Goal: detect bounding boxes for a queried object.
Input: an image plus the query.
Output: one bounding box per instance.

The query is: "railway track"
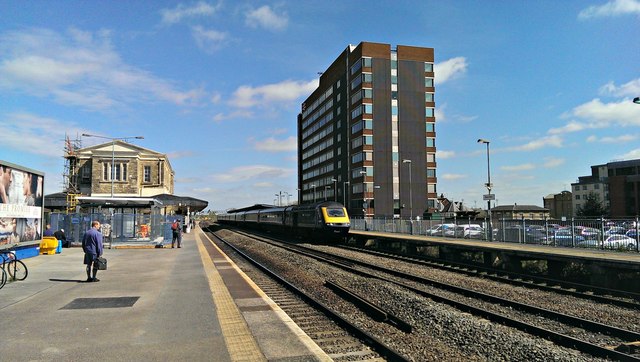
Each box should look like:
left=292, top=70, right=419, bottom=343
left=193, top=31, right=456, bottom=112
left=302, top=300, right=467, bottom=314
left=208, top=230, right=404, bottom=361
left=338, top=244, right=640, bottom=309
left=215, top=226, right=640, bottom=361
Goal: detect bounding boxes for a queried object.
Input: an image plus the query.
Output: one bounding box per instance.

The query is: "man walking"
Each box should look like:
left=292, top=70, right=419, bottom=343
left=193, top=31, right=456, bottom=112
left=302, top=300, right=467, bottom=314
left=82, top=220, right=103, bottom=282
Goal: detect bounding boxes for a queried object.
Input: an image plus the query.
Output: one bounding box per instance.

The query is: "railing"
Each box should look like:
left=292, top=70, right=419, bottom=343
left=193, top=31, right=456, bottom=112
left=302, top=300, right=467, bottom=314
left=350, top=217, right=640, bottom=253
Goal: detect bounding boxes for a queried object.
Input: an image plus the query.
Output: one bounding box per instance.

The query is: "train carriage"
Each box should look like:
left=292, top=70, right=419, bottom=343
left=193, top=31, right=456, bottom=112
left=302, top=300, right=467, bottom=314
left=216, top=201, right=350, bottom=241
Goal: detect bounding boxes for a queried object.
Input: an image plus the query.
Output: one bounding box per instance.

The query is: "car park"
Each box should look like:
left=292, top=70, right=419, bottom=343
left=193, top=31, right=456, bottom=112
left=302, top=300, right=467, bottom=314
left=549, top=229, right=585, bottom=246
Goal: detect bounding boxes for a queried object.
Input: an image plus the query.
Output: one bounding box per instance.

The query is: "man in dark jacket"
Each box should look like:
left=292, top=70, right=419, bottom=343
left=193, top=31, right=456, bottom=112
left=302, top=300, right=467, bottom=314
left=82, top=220, right=103, bottom=282
left=54, top=228, right=67, bottom=247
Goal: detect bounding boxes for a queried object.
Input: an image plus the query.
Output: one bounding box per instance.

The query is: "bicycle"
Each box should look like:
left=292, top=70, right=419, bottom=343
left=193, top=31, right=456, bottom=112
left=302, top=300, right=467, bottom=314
left=0, top=250, right=28, bottom=283
left=0, top=258, right=6, bottom=289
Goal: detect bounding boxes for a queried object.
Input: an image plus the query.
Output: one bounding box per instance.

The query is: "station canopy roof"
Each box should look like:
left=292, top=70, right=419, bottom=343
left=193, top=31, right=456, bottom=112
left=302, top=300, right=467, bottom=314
left=45, top=193, right=208, bottom=213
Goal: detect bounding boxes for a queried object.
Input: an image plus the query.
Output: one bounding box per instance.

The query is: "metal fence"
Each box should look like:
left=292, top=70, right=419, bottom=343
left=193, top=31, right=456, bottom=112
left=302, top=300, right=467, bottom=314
left=350, top=217, right=640, bottom=253
left=49, top=212, right=183, bottom=248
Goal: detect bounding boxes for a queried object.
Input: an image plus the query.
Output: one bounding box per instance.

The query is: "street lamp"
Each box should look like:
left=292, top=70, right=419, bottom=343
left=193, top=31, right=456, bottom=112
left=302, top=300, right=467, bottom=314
left=296, top=188, right=301, bottom=205
left=343, top=181, right=350, bottom=207
left=82, top=133, right=144, bottom=198
left=332, top=178, right=337, bottom=202
left=311, top=184, right=316, bottom=203
left=633, top=97, right=640, bottom=104
left=402, top=159, right=413, bottom=220
left=477, top=138, right=493, bottom=241
left=324, top=186, right=330, bottom=201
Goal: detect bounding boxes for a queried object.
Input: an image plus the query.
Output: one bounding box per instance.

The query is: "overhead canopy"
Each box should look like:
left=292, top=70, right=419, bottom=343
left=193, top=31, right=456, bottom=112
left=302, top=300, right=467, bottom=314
left=76, top=196, right=161, bottom=208
left=150, top=194, right=209, bottom=214
left=44, top=193, right=208, bottom=214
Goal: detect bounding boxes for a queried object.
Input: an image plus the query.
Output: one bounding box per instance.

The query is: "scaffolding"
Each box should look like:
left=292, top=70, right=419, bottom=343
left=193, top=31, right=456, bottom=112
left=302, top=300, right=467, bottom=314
left=63, top=134, right=82, bottom=213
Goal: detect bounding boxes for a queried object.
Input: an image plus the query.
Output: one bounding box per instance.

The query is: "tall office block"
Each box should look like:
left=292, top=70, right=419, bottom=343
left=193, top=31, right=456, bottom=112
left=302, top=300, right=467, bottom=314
left=298, top=42, right=437, bottom=219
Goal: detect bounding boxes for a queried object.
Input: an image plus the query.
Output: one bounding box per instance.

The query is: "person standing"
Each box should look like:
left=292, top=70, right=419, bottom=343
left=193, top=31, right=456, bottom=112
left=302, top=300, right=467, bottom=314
left=82, top=220, right=103, bottom=282
left=54, top=228, right=67, bottom=248
left=171, top=219, right=181, bottom=248
left=44, top=224, right=54, bottom=237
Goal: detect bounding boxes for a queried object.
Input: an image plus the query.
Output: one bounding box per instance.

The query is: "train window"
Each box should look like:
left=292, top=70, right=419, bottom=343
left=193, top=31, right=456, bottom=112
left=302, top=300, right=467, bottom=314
left=326, top=208, right=345, bottom=217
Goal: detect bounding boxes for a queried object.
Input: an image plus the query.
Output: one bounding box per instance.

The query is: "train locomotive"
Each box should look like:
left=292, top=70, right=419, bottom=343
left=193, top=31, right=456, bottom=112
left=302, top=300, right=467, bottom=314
left=217, top=201, right=350, bottom=241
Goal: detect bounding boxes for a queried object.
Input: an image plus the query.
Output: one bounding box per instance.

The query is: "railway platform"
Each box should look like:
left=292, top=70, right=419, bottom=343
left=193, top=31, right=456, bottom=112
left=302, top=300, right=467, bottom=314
left=0, top=226, right=330, bottom=361
left=349, top=229, right=640, bottom=292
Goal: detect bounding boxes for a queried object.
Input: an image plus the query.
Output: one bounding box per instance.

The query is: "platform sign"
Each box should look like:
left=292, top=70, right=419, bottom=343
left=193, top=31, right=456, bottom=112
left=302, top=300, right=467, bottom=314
left=483, top=194, right=495, bottom=201
left=0, top=160, right=44, bottom=248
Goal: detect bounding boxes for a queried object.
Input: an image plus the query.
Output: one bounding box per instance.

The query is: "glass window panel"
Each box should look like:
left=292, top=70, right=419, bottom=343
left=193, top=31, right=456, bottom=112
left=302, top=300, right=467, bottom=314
left=425, top=78, right=434, bottom=87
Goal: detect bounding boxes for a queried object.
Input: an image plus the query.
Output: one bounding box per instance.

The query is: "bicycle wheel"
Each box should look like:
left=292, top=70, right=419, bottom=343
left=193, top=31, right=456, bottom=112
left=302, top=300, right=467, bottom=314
left=0, top=267, right=7, bottom=289
left=8, top=260, right=27, bottom=281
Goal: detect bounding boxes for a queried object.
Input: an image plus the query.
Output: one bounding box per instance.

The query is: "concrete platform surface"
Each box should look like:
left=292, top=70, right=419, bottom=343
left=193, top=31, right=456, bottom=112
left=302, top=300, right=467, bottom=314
left=0, top=226, right=329, bottom=362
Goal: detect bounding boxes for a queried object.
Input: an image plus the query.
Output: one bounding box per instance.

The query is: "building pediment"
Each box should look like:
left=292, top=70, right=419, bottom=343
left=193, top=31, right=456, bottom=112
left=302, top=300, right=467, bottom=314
left=78, top=140, right=165, bottom=158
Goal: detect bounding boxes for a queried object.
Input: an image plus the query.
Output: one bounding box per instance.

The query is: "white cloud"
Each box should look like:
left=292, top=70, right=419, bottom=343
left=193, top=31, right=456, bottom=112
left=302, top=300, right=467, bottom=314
left=599, top=78, right=640, bottom=97
left=245, top=5, right=288, bottom=31
left=578, top=0, right=640, bottom=19
left=0, top=28, right=204, bottom=110
left=434, top=57, right=467, bottom=84
left=510, top=135, right=563, bottom=151
left=192, top=26, right=227, bottom=52
left=160, top=1, right=219, bottom=24
left=229, top=79, right=318, bottom=108
left=436, top=150, right=456, bottom=159
left=548, top=120, right=589, bottom=134
left=543, top=157, right=565, bottom=168
left=253, top=136, right=297, bottom=152
left=0, top=112, right=82, bottom=157
left=213, top=165, right=294, bottom=183
left=586, top=134, right=638, bottom=143
left=617, top=148, right=640, bottom=160
left=441, top=173, right=467, bottom=180
left=212, top=109, right=254, bottom=122
left=571, top=98, right=640, bottom=127
left=501, top=163, right=536, bottom=171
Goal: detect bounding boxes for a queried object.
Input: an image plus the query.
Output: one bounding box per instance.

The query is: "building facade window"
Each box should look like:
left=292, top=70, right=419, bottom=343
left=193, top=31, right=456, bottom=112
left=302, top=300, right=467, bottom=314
left=102, top=161, right=128, bottom=182
left=144, top=165, right=151, bottom=183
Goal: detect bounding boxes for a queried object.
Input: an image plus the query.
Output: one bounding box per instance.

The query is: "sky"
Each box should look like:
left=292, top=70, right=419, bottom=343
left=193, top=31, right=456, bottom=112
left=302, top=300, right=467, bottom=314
left=1, top=0, right=639, bottom=213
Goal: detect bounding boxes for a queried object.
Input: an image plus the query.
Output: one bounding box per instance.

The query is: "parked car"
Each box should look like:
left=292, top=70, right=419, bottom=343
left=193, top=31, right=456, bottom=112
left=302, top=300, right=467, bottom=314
left=602, top=235, right=637, bottom=250
left=494, top=226, right=547, bottom=244
left=604, top=226, right=626, bottom=236
left=549, top=229, right=585, bottom=246
left=445, top=224, right=484, bottom=239
left=573, top=226, right=601, bottom=240
left=427, top=223, right=455, bottom=237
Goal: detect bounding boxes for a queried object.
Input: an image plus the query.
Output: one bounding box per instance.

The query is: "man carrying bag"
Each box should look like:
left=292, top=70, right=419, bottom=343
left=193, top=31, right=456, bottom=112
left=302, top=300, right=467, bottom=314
left=82, top=220, right=104, bottom=282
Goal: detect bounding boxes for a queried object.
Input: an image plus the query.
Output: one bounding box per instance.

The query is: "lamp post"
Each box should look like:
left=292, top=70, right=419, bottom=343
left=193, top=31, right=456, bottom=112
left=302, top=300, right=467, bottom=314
left=402, top=159, right=413, bottom=220
left=311, top=184, right=316, bottom=203
left=359, top=170, right=367, bottom=216
left=82, top=133, right=144, bottom=198
left=343, top=181, right=350, bottom=207
left=633, top=97, right=640, bottom=104
left=324, top=186, right=330, bottom=201
left=296, top=188, right=301, bottom=205
left=332, top=178, right=337, bottom=202
left=477, top=139, right=493, bottom=241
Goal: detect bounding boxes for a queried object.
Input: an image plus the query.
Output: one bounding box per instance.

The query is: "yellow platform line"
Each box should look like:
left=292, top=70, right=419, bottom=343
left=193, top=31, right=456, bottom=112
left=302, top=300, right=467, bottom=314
left=196, top=230, right=266, bottom=362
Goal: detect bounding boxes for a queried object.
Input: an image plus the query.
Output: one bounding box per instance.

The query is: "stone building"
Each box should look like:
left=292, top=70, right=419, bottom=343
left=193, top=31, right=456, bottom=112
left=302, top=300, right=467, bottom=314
left=75, top=140, right=174, bottom=198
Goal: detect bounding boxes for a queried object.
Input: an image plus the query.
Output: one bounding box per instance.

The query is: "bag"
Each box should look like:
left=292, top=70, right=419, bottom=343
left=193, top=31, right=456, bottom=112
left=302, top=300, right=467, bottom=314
left=171, top=222, right=178, bottom=230
left=95, top=256, right=107, bottom=270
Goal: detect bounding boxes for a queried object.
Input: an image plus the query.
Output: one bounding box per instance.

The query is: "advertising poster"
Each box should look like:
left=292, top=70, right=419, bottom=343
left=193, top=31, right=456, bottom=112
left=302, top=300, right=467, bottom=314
left=0, top=161, right=44, bottom=248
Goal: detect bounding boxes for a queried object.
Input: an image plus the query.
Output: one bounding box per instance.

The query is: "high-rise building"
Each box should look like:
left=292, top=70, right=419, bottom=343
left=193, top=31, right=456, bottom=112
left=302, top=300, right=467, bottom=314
left=297, top=42, right=437, bottom=219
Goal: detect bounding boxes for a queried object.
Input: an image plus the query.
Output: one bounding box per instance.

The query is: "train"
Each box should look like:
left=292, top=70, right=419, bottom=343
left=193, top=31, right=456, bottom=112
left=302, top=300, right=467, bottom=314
left=216, top=201, right=350, bottom=241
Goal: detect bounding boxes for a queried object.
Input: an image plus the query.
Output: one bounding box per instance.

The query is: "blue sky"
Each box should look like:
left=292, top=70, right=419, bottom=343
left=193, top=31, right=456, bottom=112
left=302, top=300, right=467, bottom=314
left=1, top=0, right=639, bottom=212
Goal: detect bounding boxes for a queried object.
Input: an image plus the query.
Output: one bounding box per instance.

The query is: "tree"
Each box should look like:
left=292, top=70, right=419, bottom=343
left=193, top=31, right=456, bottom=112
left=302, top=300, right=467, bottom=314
left=575, top=192, right=608, bottom=217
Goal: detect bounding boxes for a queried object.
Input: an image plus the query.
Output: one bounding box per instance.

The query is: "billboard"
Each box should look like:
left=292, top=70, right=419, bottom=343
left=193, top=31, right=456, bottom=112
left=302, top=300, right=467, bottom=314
left=0, top=160, right=44, bottom=248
